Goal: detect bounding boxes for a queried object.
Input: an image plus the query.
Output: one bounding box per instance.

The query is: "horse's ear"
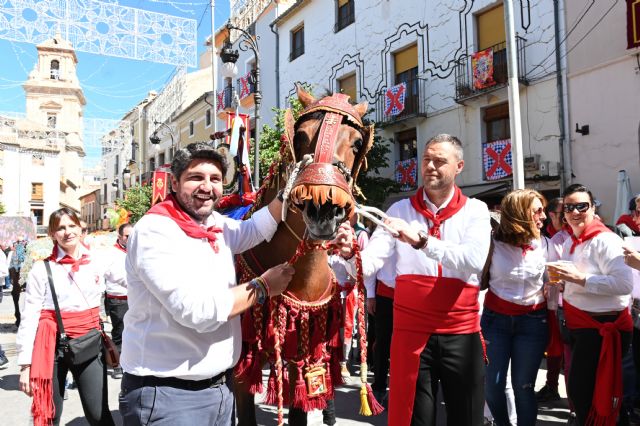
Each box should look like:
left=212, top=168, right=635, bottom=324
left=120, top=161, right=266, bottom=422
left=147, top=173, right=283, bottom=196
left=354, top=101, right=368, bottom=118
left=296, top=84, right=316, bottom=108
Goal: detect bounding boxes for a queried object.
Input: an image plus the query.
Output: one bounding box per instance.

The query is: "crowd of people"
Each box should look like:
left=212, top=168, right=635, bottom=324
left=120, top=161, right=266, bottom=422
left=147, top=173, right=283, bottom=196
left=2, top=138, right=640, bottom=426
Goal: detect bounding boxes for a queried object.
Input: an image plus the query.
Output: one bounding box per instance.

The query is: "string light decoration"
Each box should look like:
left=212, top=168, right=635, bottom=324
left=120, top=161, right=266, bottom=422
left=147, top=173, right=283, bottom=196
left=145, top=67, right=186, bottom=133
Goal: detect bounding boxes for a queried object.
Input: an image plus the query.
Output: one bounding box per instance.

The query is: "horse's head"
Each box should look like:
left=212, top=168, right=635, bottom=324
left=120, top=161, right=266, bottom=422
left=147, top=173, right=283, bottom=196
left=286, top=85, right=373, bottom=240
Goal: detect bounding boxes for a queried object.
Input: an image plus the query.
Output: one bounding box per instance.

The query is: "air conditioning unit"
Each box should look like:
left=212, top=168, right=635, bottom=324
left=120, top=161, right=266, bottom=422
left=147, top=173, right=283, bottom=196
left=524, top=155, right=540, bottom=171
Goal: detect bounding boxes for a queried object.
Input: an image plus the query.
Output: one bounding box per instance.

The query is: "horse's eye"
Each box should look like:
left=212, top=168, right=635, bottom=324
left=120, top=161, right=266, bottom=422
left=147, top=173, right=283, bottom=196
left=352, top=139, right=363, bottom=153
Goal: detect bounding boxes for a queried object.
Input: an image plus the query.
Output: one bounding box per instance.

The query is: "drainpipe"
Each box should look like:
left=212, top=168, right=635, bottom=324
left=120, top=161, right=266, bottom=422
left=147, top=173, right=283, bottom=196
left=269, top=14, right=280, bottom=109
left=554, top=0, right=571, bottom=191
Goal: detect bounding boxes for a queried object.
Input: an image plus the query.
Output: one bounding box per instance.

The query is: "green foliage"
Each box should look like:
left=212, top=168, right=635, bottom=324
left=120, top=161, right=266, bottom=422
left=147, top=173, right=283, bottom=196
left=116, top=184, right=153, bottom=225
left=357, top=127, right=400, bottom=208
left=0, top=201, right=5, bottom=215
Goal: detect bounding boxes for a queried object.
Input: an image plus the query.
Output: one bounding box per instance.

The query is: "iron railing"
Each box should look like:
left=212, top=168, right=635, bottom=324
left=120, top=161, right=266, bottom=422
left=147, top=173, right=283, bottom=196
left=454, top=36, right=528, bottom=102
left=376, top=76, right=428, bottom=125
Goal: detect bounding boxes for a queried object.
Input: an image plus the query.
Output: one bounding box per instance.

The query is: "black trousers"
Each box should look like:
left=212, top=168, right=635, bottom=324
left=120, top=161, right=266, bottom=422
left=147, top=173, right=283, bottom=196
left=51, top=347, right=114, bottom=426
left=568, top=318, right=631, bottom=425
left=372, top=294, right=393, bottom=393
left=412, top=333, right=485, bottom=426
left=104, top=297, right=129, bottom=352
left=9, top=268, right=20, bottom=326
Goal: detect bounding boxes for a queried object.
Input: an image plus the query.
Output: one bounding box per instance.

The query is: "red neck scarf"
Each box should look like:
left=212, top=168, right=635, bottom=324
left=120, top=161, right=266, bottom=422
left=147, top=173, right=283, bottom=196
left=616, top=214, right=640, bottom=234
left=114, top=242, right=126, bottom=253
left=147, top=194, right=223, bottom=253
left=545, top=223, right=558, bottom=238
left=563, top=301, right=632, bottom=426
left=30, top=308, right=100, bottom=426
left=569, top=219, right=612, bottom=254
left=520, top=243, right=534, bottom=256
left=409, top=186, right=467, bottom=239
left=47, top=244, right=90, bottom=272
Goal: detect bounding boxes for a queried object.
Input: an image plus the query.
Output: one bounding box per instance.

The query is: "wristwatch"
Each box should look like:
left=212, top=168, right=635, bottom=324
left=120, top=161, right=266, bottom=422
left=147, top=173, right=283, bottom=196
left=412, top=230, right=429, bottom=250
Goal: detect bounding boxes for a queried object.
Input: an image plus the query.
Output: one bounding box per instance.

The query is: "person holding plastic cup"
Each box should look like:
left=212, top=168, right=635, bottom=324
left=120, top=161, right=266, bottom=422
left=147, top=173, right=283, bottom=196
left=480, top=189, right=550, bottom=426
left=547, top=183, right=633, bottom=426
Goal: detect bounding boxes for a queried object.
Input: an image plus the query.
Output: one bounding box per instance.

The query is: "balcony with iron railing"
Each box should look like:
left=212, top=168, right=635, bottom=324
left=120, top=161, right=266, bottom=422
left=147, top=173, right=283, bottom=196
left=454, top=37, right=528, bottom=103
left=376, top=76, right=428, bottom=125
left=216, top=85, right=236, bottom=118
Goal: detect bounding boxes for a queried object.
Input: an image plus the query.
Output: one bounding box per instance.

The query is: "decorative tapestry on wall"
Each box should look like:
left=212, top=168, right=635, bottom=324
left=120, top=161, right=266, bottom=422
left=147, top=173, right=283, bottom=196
left=384, top=82, right=406, bottom=116
left=395, top=157, right=418, bottom=191
left=483, top=139, right=513, bottom=181
left=472, top=48, right=496, bottom=90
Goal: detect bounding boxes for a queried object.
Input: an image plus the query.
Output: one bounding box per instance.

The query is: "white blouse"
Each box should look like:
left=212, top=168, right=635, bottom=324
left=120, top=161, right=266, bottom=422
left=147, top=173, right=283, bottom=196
left=16, top=244, right=106, bottom=365
left=560, top=231, right=633, bottom=312
left=488, top=237, right=548, bottom=306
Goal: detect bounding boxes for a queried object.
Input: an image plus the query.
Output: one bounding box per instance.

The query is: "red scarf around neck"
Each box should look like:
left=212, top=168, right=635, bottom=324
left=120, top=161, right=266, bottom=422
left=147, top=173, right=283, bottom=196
left=114, top=242, right=126, bottom=253
left=146, top=194, right=223, bottom=253
left=616, top=214, right=640, bottom=234
left=545, top=223, right=558, bottom=238
left=409, top=186, right=467, bottom=239
left=569, top=219, right=612, bottom=254
left=47, top=244, right=90, bottom=272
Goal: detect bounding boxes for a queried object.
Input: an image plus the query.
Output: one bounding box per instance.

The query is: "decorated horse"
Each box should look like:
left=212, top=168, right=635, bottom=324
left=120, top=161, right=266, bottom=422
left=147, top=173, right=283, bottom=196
left=231, top=85, right=383, bottom=425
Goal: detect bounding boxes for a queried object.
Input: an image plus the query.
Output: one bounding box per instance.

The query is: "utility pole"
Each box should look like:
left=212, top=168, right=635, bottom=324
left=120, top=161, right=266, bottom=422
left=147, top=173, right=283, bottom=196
left=210, top=0, right=217, bottom=133
left=504, top=0, right=525, bottom=190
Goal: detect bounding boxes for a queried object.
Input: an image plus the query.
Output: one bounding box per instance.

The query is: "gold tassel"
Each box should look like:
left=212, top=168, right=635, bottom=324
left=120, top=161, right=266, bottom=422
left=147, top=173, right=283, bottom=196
left=359, top=383, right=372, bottom=416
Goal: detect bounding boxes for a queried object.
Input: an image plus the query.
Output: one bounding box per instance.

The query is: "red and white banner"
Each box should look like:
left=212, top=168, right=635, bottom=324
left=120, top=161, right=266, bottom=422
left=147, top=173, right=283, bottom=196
left=239, top=72, right=252, bottom=99
left=483, top=139, right=513, bottom=181
left=151, top=171, right=169, bottom=206
left=216, top=90, right=225, bottom=112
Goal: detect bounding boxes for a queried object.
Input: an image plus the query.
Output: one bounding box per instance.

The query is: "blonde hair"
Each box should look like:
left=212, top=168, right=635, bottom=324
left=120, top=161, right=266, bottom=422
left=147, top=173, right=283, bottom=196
left=495, top=189, right=547, bottom=246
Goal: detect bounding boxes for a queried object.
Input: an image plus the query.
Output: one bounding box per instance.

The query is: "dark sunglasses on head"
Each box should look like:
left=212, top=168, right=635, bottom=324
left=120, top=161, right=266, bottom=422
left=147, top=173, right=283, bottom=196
left=563, top=202, right=590, bottom=213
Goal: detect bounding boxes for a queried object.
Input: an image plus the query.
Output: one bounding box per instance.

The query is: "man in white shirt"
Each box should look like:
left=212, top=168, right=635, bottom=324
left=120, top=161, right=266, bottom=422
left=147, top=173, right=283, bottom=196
left=340, top=134, right=491, bottom=425
left=119, top=142, right=294, bottom=426
left=104, top=222, right=132, bottom=379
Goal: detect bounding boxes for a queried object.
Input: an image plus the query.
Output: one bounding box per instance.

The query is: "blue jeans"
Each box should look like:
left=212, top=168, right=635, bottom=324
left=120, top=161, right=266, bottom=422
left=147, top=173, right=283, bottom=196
left=481, top=307, right=549, bottom=426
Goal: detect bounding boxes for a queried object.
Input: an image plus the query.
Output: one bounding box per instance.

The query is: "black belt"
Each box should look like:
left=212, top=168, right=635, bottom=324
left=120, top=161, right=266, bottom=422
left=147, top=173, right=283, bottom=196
left=123, top=371, right=226, bottom=391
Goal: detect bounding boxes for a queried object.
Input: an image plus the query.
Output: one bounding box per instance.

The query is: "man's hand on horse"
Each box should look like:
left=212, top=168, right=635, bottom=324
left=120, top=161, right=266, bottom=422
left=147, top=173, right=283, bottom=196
left=384, top=217, right=422, bottom=246
left=262, top=262, right=296, bottom=296
left=332, top=222, right=355, bottom=258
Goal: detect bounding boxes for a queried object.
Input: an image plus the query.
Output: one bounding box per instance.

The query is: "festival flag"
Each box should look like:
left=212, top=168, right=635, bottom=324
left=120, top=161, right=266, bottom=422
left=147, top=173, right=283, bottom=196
left=483, top=139, right=513, bottom=181
left=384, top=82, right=407, bottom=116
left=239, top=72, right=251, bottom=99
left=628, top=0, right=640, bottom=49
left=395, top=157, right=418, bottom=191
left=472, top=48, right=496, bottom=90
left=216, top=90, right=225, bottom=112
left=151, top=171, right=169, bottom=205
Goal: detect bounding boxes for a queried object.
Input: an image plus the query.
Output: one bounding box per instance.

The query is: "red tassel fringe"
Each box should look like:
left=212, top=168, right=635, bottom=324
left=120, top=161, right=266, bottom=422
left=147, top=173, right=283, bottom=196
left=263, top=365, right=278, bottom=405
left=365, top=383, right=385, bottom=415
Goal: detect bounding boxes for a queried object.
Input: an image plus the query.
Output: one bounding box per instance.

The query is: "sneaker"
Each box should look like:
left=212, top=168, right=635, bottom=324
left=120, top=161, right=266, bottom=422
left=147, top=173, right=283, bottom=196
left=112, top=367, right=123, bottom=379
left=566, top=412, right=577, bottom=425
left=340, top=362, right=350, bottom=379
left=0, top=354, right=9, bottom=369
left=536, top=384, right=561, bottom=403
left=483, top=418, right=495, bottom=426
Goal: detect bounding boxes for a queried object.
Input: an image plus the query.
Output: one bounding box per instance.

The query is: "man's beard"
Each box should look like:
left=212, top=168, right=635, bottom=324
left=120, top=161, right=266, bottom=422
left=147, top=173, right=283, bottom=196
left=176, top=191, right=218, bottom=222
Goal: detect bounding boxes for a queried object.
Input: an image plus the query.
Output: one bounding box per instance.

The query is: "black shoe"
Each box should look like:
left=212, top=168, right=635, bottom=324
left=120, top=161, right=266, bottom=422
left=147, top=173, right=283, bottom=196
left=536, top=384, right=561, bottom=403
left=567, top=412, right=577, bottom=425
left=0, top=354, right=8, bottom=369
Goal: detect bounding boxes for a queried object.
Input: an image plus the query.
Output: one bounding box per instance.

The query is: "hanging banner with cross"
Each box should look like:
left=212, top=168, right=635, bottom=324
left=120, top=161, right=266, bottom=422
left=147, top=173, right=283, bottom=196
left=395, top=158, right=418, bottom=191
left=384, top=82, right=406, bottom=116
left=239, top=72, right=252, bottom=99
left=151, top=171, right=169, bottom=206
left=216, top=90, right=225, bottom=112
left=483, top=139, right=513, bottom=181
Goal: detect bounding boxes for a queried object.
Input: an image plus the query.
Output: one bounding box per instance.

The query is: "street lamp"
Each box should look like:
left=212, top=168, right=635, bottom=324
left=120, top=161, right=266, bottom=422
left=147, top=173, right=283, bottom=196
left=150, top=120, right=177, bottom=160
left=221, top=20, right=262, bottom=187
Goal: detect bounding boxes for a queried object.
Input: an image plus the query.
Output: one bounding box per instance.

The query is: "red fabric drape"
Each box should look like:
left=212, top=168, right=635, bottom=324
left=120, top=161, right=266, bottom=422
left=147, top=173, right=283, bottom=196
left=484, top=289, right=546, bottom=316
left=409, top=186, right=467, bottom=239
left=47, top=245, right=90, bottom=273
left=569, top=219, right=612, bottom=254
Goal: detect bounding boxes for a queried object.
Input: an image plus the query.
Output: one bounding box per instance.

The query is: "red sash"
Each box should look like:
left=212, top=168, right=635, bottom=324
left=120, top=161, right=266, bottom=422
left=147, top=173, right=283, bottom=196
left=564, top=301, right=632, bottom=426
left=30, top=308, right=101, bottom=426
left=409, top=186, right=467, bottom=239
left=375, top=279, right=395, bottom=299
left=569, top=219, right=612, bottom=254
left=388, top=274, right=480, bottom=426
left=545, top=310, right=564, bottom=357
left=147, top=194, right=223, bottom=252
left=484, top=289, right=546, bottom=316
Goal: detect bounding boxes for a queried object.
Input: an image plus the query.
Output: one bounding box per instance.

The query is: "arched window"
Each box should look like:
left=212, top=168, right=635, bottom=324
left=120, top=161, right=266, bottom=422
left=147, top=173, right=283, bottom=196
left=50, top=60, right=60, bottom=80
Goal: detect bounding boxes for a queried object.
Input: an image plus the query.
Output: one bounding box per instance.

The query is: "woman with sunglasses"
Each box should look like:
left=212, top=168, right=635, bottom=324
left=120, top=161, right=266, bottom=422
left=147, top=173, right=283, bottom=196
left=547, top=184, right=633, bottom=425
left=481, top=189, right=549, bottom=426
left=16, top=208, right=114, bottom=426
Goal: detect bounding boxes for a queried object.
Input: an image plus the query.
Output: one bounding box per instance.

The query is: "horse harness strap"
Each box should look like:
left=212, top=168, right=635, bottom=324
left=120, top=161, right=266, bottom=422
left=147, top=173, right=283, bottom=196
left=313, top=112, right=342, bottom=164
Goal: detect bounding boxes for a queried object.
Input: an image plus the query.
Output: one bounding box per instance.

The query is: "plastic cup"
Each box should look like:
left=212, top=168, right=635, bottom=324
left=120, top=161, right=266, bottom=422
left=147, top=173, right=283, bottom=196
left=545, top=261, right=573, bottom=310
left=546, top=285, right=559, bottom=310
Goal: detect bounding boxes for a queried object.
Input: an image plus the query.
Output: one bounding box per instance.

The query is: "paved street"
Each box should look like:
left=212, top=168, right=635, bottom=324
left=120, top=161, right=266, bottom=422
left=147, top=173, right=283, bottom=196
left=0, top=288, right=570, bottom=425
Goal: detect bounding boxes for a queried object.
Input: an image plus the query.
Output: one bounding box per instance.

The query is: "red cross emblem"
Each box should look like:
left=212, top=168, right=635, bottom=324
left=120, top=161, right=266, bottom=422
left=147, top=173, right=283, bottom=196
left=486, top=143, right=512, bottom=178
left=384, top=83, right=406, bottom=116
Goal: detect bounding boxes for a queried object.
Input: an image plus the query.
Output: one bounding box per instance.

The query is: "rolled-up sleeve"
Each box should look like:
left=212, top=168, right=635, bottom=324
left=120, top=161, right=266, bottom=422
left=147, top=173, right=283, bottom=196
left=583, top=235, right=633, bottom=296
left=223, top=207, right=279, bottom=255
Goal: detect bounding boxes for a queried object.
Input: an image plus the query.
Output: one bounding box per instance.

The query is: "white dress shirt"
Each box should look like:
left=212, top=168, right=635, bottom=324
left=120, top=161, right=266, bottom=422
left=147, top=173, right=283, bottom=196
left=364, top=243, right=396, bottom=299
left=120, top=206, right=278, bottom=381
left=488, top=237, right=548, bottom=306
left=0, top=250, right=7, bottom=279
left=560, top=232, right=633, bottom=312
left=354, top=192, right=491, bottom=285
left=16, top=245, right=106, bottom=365
left=104, top=244, right=127, bottom=297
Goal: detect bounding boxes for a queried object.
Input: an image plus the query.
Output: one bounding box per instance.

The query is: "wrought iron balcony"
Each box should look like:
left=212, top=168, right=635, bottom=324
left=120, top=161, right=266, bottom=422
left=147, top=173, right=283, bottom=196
left=221, top=85, right=235, bottom=109
left=454, top=37, right=528, bottom=103
left=375, top=76, right=428, bottom=125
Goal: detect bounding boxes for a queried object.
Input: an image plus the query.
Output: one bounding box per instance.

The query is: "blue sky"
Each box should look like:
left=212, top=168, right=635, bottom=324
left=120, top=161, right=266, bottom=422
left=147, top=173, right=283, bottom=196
left=0, top=0, right=230, bottom=167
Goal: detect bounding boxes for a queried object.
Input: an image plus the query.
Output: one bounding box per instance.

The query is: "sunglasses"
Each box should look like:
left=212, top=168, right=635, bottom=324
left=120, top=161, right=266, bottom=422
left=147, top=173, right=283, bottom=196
left=563, top=202, right=591, bottom=213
